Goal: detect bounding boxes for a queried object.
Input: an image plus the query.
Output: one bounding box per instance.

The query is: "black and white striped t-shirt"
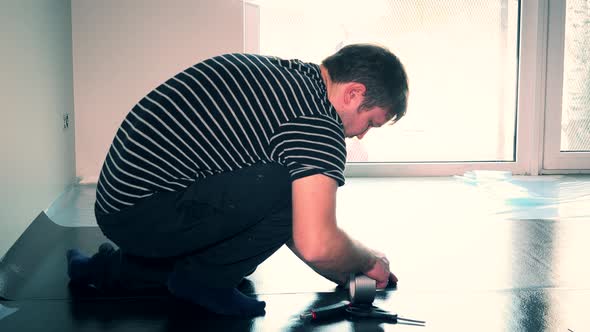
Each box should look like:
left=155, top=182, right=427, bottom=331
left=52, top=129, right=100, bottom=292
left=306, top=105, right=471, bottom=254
left=95, top=53, right=347, bottom=215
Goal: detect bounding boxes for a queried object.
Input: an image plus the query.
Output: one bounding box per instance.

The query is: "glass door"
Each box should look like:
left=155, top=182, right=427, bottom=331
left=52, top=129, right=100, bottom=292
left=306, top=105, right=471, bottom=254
left=244, top=0, right=563, bottom=176
left=544, top=0, right=590, bottom=171
left=246, top=0, right=528, bottom=176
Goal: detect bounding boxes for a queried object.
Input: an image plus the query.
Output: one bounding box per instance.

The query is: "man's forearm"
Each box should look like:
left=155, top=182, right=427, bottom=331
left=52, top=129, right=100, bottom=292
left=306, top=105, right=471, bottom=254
left=287, top=239, right=349, bottom=285
left=304, top=227, right=377, bottom=276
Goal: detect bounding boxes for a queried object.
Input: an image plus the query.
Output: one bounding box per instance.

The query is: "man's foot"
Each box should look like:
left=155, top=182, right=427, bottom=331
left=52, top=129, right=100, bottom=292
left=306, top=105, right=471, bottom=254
left=66, top=249, right=91, bottom=283
left=66, top=242, right=115, bottom=285
left=167, top=271, right=266, bottom=317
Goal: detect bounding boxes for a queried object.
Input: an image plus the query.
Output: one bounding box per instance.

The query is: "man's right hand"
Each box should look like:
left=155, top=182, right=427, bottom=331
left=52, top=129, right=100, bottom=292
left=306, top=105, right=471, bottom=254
left=364, top=252, right=398, bottom=289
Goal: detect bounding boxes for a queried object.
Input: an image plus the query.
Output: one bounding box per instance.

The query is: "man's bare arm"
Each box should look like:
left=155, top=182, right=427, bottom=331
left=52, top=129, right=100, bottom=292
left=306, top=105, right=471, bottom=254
left=285, top=238, right=348, bottom=286
left=291, top=174, right=377, bottom=276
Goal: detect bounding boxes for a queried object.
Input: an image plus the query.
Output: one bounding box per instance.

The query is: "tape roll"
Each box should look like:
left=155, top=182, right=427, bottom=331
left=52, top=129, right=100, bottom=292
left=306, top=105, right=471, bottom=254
left=348, top=274, right=376, bottom=304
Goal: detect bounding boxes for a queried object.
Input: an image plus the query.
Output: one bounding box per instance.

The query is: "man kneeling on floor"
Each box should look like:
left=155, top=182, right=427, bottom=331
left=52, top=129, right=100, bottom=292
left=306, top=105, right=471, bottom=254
left=66, top=43, right=408, bottom=317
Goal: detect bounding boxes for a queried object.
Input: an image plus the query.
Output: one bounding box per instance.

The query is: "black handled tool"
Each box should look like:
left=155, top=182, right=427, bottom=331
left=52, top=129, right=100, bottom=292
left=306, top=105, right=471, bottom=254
left=300, top=301, right=349, bottom=321
left=300, top=274, right=426, bottom=326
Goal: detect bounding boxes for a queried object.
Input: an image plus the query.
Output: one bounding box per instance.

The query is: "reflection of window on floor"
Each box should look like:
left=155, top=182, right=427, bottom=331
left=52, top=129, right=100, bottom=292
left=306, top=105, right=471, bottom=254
left=249, top=0, right=520, bottom=163
left=561, top=0, right=590, bottom=152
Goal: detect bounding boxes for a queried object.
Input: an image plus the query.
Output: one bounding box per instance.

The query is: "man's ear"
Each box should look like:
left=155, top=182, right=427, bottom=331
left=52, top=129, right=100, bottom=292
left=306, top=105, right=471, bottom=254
left=343, top=82, right=366, bottom=106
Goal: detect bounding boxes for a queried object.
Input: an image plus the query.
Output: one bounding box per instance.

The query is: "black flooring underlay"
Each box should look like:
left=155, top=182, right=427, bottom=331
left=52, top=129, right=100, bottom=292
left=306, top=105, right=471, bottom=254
left=2, top=177, right=590, bottom=331
left=0, top=212, right=110, bottom=300
left=0, top=212, right=172, bottom=301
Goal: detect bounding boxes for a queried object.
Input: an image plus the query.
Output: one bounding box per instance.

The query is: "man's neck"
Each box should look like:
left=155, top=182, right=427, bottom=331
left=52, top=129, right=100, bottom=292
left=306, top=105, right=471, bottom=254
left=320, top=66, right=331, bottom=97
left=320, top=65, right=347, bottom=124
left=321, top=65, right=339, bottom=106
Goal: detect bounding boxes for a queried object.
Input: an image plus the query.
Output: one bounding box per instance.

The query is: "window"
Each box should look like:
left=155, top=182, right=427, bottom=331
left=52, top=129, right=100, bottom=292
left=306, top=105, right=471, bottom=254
left=244, top=0, right=590, bottom=174
left=560, top=0, right=590, bottom=152
left=543, top=0, right=590, bottom=171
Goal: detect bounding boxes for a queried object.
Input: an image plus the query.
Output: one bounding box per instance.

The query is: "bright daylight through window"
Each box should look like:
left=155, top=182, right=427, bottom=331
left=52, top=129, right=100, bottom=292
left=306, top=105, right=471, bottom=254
left=249, top=0, right=520, bottom=163
left=561, top=0, right=590, bottom=152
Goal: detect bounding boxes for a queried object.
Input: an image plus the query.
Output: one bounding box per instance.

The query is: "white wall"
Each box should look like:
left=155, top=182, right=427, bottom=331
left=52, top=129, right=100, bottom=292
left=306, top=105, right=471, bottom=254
left=72, top=0, right=246, bottom=182
left=0, top=1, right=76, bottom=258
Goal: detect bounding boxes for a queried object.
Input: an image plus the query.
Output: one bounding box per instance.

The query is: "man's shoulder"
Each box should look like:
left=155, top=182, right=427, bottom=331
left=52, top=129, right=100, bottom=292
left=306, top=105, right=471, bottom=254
left=202, top=53, right=319, bottom=73
left=281, top=113, right=341, bottom=128
left=275, top=114, right=345, bottom=143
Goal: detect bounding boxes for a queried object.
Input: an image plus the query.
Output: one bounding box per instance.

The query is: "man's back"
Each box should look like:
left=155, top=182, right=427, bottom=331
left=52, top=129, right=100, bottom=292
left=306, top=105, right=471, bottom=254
left=96, top=53, right=346, bottom=215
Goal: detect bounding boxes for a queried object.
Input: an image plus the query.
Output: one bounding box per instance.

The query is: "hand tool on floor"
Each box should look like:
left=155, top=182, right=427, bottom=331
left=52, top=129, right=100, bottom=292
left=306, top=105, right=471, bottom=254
left=300, top=274, right=426, bottom=326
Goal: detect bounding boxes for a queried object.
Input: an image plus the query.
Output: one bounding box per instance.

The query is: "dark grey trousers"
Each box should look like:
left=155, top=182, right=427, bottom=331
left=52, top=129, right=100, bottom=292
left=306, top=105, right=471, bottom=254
left=94, top=163, right=293, bottom=290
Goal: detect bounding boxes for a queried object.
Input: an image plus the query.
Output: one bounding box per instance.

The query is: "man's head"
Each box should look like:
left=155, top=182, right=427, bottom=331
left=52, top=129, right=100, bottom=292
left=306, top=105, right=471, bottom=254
left=321, top=44, right=408, bottom=139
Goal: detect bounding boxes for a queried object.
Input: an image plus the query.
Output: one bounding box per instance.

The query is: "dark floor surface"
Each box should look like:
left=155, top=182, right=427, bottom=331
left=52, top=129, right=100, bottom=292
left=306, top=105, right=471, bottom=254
left=1, top=176, right=589, bottom=331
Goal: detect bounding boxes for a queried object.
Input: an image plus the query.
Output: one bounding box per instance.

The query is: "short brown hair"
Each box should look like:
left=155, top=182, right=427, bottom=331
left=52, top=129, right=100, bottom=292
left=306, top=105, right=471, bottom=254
left=322, top=44, right=409, bottom=123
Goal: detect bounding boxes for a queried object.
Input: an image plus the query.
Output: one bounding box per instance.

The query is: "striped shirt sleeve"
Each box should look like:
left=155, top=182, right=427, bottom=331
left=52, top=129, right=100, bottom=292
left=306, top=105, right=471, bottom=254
left=269, top=115, right=346, bottom=186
